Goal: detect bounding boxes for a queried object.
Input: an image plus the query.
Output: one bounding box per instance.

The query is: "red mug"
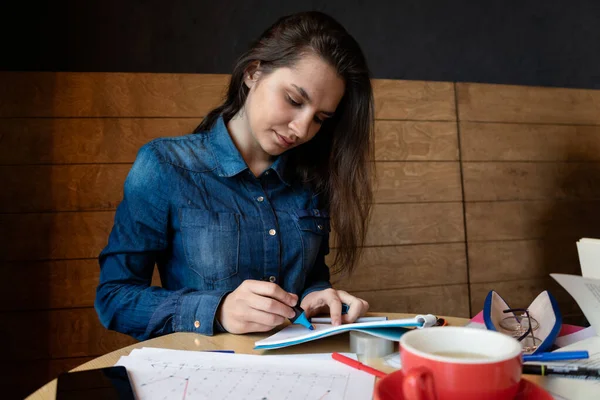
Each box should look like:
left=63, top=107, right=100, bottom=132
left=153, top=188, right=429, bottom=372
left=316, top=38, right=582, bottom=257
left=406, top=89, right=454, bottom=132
left=380, top=327, right=523, bottom=400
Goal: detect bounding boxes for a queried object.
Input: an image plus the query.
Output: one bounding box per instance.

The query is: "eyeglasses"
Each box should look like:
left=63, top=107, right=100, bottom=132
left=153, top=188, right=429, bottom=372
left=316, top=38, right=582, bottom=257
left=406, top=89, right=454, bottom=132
left=499, top=308, right=541, bottom=354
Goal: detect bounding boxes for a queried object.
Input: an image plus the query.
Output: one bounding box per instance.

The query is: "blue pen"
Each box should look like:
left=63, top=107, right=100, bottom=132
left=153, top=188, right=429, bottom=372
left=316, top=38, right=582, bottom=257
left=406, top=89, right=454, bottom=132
left=523, top=351, right=589, bottom=363
left=290, top=305, right=314, bottom=330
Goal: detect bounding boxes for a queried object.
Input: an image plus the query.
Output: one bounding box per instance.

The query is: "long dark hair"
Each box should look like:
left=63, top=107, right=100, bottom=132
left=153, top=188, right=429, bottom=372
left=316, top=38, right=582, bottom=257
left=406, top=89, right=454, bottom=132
left=195, top=11, right=374, bottom=275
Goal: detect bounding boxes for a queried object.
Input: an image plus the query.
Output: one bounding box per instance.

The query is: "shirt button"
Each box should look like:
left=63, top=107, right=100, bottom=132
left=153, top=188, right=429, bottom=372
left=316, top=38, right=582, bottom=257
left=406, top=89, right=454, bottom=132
left=194, top=320, right=200, bottom=329
left=269, top=229, right=276, bottom=236
left=264, top=171, right=270, bottom=175
left=269, top=276, right=276, bottom=283
left=317, top=224, right=323, bottom=230
left=257, top=196, right=264, bottom=202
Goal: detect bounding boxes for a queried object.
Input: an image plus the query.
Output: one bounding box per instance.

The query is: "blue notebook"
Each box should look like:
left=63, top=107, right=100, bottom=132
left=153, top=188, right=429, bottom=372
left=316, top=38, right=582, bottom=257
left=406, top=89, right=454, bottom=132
left=254, top=314, right=438, bottom=350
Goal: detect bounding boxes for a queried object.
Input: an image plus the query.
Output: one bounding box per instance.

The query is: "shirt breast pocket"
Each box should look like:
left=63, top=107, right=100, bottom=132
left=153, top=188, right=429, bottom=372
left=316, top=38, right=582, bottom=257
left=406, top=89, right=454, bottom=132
left=179, top=208, right=239, bottom=283
left=293, top=209, right=330, bottom=272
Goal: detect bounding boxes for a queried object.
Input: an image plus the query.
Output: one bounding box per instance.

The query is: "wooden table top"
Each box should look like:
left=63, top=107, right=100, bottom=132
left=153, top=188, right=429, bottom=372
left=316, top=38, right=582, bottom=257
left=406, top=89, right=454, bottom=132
left=26, top=313, right=545, bottom=399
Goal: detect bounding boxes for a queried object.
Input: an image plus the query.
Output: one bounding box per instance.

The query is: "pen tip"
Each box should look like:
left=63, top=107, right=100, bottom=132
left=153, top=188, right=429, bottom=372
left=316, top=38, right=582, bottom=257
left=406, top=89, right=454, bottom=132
left=309, top=324, right=315, bottom=330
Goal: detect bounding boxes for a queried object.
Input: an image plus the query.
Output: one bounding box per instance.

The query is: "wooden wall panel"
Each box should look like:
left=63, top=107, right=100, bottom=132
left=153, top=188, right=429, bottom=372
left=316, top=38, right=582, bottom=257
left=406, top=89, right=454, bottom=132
left=460, top=122, right=600, bottom=161
left=457, top=83, right=600, bottom=124
left=0, top=260, right=162, bottom=311
left=468, top=240, right=582, bottom=283
left=366, top=203, right=464, bottom=246
left=0, top=119, right=456, bottom=169
left=0, top=73, right=455, bottom=120
left=0, top=72, right=229, bottom=117
left=351, top=284, right=470, bottom=318
left=0, top=212, right=114, bottom=261
left=1, top=165, right=129, bottom=212
left=330, top=243, right=467, bottom=291
left=0, top=260, right=98, bottom=310
left=374, top=162, right=462, bottom=203
left=0, top=118, right=457, bottom=167
left=371, top=80, right=456, bottom=120
left=462, top=163, right=600, bottom=202
left=466, top=200, right=600, bottom=242
left=0, top=118, right=198, bottom=165
left=458, top=82, right=600, bottom=319
left=0, top=308, right=137, bottom=361
left=374, top=121, right=458, bottom=161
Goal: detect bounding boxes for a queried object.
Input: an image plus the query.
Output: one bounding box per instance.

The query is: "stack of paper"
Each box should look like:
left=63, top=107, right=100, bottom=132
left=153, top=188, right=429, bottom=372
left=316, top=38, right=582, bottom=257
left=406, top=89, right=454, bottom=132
left=543, top=238, right=600, bottom=400
left=115, top=348, right=375, bottom=400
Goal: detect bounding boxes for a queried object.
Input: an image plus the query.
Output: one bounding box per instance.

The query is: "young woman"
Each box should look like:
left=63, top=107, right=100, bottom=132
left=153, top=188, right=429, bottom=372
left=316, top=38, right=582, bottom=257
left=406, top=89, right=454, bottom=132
left=95, top=11, right=374, bottom=340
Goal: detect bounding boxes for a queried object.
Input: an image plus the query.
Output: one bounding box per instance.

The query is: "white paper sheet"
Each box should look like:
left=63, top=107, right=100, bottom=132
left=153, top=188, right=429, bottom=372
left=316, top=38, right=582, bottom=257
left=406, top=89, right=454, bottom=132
left=534, top=336, right=600, bottom=400
left=551, top=274, right=600, bottom=332
left=577, top=238, right=600, bottom=279
left=116, top=348, right=374, bottom=400
left=554, top=326, right=597, bottom=348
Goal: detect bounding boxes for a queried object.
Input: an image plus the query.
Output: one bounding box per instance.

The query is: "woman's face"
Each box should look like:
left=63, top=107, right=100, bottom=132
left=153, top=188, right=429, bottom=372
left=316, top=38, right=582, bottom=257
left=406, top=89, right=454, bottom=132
left=242, top=54, right=345, bottom=158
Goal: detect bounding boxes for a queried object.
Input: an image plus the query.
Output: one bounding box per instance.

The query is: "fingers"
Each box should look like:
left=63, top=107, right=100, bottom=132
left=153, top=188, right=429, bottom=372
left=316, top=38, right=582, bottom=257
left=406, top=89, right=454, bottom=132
left=324, top=290, right=343, bottom=326
left=217, top=280, right=300, bottom=334
left=244, top=280, right=298, bottom=307
left=337, top=290, right=370, bottom=324
left=248, top=292, right=296, bottom=319
left=244, top=307, right=287, bottom=327
left=300, top=288, right=369, bottom=326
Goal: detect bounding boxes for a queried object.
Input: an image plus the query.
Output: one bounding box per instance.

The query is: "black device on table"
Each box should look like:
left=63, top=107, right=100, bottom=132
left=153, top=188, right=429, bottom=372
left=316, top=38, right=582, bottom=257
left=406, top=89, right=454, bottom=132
left=56, top=366, right=135, bottom=400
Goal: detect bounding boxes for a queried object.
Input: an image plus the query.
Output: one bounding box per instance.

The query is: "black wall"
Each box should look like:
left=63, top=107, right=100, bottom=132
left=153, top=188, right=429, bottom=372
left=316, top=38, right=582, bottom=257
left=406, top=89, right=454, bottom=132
left=2, top=1, right=600, bottom=89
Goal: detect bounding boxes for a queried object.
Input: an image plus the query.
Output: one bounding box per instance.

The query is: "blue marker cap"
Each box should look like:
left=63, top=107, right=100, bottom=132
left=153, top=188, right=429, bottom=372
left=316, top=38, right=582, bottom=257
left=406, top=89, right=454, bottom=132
left=290, top=305, right=314, bottom=330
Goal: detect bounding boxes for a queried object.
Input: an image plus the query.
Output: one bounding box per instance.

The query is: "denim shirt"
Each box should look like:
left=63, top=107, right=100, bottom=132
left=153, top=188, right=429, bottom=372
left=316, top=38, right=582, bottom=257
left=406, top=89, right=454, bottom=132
left=95, top=116, right=332, bottom=340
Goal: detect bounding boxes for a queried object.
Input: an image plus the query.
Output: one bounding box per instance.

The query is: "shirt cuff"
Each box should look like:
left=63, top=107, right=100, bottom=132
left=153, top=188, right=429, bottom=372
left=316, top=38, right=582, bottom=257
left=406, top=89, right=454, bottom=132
left=175, top=290, right=230, bottom=336
left=301, top=281, right=332, bottom=302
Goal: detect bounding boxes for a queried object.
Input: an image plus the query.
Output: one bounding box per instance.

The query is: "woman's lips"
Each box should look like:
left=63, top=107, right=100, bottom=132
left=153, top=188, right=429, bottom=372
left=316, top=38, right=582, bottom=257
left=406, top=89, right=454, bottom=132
left=275, top=131, right=294, bottom=147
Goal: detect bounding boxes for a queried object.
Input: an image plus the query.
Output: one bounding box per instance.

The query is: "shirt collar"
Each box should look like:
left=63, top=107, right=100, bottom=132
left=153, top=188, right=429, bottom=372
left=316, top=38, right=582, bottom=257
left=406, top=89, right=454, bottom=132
left=209, top=116, right=291, bottom=186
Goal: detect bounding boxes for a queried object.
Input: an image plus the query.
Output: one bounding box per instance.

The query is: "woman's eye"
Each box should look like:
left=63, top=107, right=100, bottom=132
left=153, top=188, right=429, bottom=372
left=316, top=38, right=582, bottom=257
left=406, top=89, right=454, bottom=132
left=313, top=116, right=324, bottom=125
left=287, top=95, right=301, bottom=107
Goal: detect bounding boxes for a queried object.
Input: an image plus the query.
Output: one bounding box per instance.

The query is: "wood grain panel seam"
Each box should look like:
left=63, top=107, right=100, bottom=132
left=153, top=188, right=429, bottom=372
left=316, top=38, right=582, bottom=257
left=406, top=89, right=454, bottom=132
left=470, top=276, right=557, bottom=285
left=470, top=277, right=565, bottom=285
left=334, top=241, right=466, bottom=250
left=461, top=160, right=600, bottom=164
left=374, top=118, right=457, bottom=123
left=0, top=209, right=115, bottom=216
left=373, top=200, right=466, bottom=205
left=350, top=282, right=467, bottom=294
left=465, top=199, right=600, bottom=204
left=467, top=238, right=551, bottom=244
left=0, top=116, right=206, bottom=120
left=0, top=162, right=134, bottom=167
left=0, top=257, right=98, bottom=264
left=0, top=305, right=97, bottom=315
left=1, top=201, right=467, bottom=215
left=459, top=119, right=600, bottom=128
left=454, top=82, right=472, bottom=316
left=0, top=117, right=459, bottom=123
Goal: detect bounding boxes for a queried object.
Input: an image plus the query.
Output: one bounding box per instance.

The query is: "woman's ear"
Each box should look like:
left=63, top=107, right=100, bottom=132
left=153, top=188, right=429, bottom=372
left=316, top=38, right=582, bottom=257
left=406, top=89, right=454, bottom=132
left=243, top=62, right=261, bottom=89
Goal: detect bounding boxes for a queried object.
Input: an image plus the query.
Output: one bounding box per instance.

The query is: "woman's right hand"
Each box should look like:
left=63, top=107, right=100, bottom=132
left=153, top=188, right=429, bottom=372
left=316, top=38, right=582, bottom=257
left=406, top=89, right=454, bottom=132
left=216, top=280, right=298, bottom=334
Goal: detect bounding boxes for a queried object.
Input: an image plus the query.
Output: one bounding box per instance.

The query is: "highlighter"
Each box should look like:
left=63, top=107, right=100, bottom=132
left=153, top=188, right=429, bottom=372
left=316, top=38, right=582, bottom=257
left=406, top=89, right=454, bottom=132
left=290, top=305, right=314, bottom=330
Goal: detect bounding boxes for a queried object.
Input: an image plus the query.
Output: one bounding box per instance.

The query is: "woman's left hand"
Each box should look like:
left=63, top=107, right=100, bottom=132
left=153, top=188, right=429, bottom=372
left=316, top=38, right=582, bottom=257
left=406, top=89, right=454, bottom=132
left=300, top=288, right=369, bottom=326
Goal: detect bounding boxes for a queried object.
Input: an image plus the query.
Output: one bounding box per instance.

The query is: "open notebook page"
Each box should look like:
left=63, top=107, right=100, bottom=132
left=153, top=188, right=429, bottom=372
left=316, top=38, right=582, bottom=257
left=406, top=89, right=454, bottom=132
left=116, top=347, right=374, bottom=400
